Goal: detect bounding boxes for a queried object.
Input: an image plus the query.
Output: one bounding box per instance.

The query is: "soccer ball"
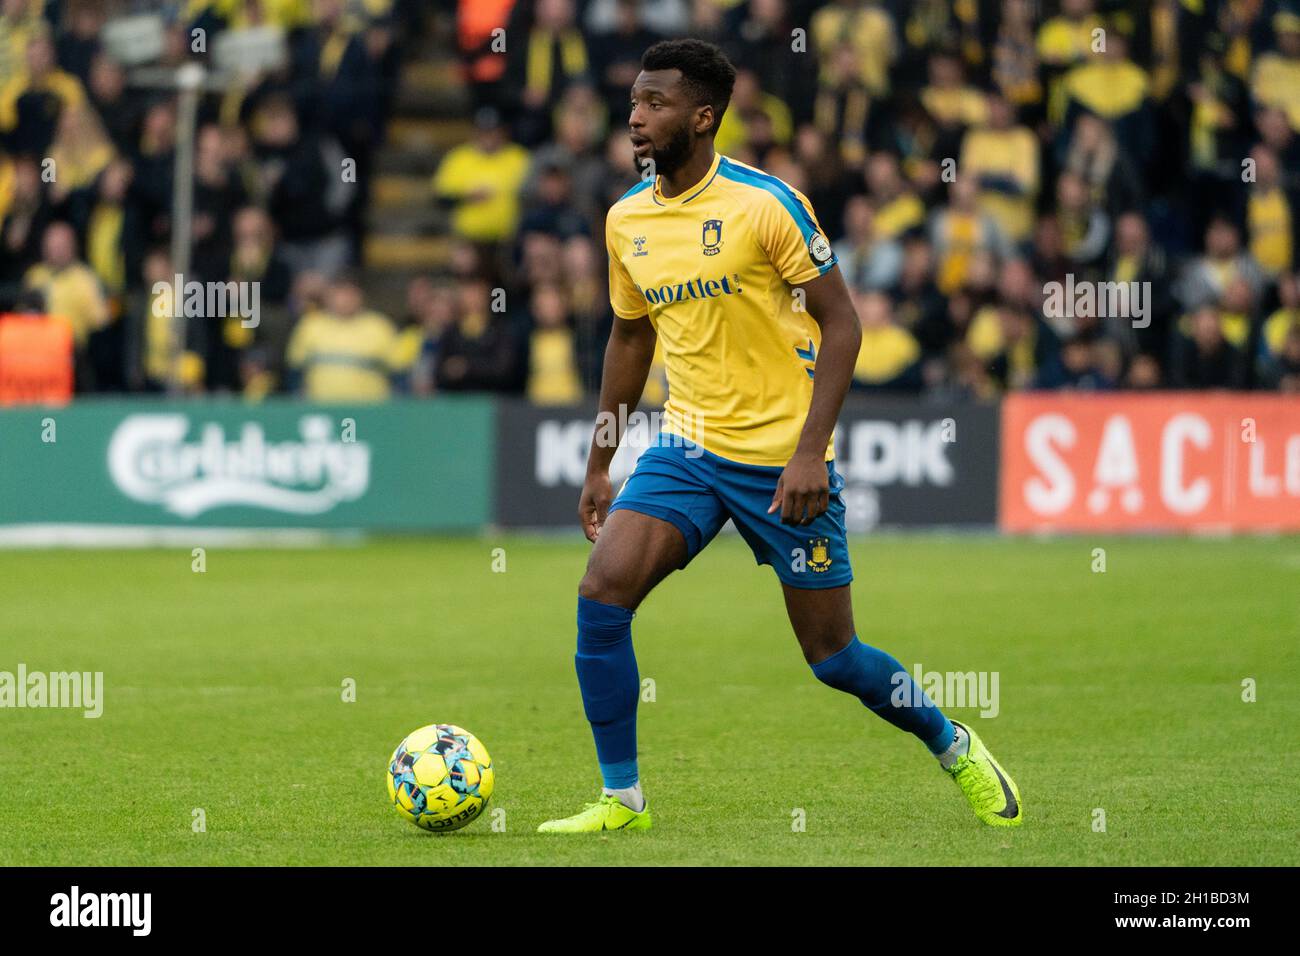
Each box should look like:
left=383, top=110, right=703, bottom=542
left=386, top=724, right=494, bottom=832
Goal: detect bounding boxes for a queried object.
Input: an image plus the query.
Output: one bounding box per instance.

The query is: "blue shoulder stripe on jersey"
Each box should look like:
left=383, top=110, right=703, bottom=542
left=615, top=178, right=653, bottom=203
left=717, top=157, right=821, bottom=241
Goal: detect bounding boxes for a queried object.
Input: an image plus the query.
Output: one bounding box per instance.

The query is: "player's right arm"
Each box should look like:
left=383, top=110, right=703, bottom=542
left=580, top=210, right=656, bottom=542
left=580, top=314, right=656, bottom=540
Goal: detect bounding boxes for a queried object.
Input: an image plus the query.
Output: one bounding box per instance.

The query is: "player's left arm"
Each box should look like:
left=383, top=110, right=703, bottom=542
left=769, top=265, right=862, bottom=526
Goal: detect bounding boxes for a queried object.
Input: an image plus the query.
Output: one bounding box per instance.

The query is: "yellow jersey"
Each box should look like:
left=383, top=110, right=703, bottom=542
left=1248, top=186, right=1293, bottom=275
left=22, top=262, right=109, bottom=347
left=605, top=152, right=838, bottom=466
left=527, top=327, right=583, bottom=405
left=960, top=125, right=1039, bottom=243
left=286, top=309, right=400, bottom=402
left=854, top=325, right=920, bottom=385
left=431, top=142, right=531, bottom=243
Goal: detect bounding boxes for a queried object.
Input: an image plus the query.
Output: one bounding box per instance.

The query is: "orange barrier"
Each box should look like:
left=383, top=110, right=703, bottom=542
left=1000, top=393, right=1300, bottom=532
left=0, top=313, right=74, bottom=406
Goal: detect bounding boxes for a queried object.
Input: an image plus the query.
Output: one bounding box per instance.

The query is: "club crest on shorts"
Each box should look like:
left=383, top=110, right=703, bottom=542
left=701, top=219, right=723, bottom=255
left=808, top=538, right=832, bottom=572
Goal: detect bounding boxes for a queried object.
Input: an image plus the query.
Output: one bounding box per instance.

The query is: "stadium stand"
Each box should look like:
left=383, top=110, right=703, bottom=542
left=1, top=0, right=1299, bottom=401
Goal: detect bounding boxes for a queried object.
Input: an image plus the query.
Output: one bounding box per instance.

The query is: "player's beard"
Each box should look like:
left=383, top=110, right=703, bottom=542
left=648, top=122, right=694, bottom=178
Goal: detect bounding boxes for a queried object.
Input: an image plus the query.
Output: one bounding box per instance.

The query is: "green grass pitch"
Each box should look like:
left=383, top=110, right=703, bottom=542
left=0, top=533, right=1296, bottom=866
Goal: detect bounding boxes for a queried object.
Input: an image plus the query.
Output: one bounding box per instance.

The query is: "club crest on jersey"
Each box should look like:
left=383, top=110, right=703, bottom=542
left=701, top=219, right=723, bottom=256
left=808, top=538, right=832, bottom=572
left=632, top=235, right=649, bottom=257
left=808, top=232, right=832, bottom=264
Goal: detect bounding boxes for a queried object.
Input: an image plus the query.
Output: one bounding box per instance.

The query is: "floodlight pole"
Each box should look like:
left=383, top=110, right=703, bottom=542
left=127, top=27, right=290, bottom=394
left=127, top=60, right=233, bottom=395
left=167, top=62, right=205, bottom=395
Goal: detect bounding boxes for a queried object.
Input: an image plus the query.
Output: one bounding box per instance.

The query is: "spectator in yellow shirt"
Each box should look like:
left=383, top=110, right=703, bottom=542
left=432, top=106, right=531, bottom=246
left=0, top=0, right=44, bottom=73
left=1245, top=145, right=1295, bottom=276
left=0, top=32, right=86, bottom=155
left=285, top=274, right=400, bottom=401
left=23, top=220, right=108, bottom=348
left=0, top=0, right=42, bottom=91
left=1258, top=272, right=1300, bottom=388
left=22, top=220, right=110, bottom=390
left=46, top=103, right=114, bottom=208
left=183, top=0, right=312, bottom=31
left=851, top=290, right=922, bottom=391
left=526, top=282, right=582, bottom=405
left=928, top=176, right=1006, bottom=294
left=139, top=247, right=204, bottom=393
left=1036, top=0, right=1104, bottom=129
left=1252, top=12, right=1300, bottom=133
left=810, top=0, right=896, bottom=97
left=1035, top=0, right=1102, bottom=68
left=960, top=92, right=1039, bottom=245
left=922, top=47, right=988, bottom=123
left=1059, top=32, right=1152, bottom=162
left=713, top=69, right=793, bottom=157
left=865, top=152, right=926, bottom=240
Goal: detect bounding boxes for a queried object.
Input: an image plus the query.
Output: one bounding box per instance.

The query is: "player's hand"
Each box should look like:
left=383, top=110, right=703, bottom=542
left=769, top=451, right=829, bottom=526
left=578, top=470, right=614, bottom=542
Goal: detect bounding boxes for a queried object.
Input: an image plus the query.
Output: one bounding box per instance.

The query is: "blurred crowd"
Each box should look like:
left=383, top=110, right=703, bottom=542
left=438, top=0, right=1300, bottom=401
left=0, top=0, right=415, bottom=397
left=4, top=0, right=1300, bottom=403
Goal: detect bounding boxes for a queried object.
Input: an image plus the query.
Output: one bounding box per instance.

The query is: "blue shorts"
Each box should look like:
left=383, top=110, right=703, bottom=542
left=607, top=433, right=853, bottom=589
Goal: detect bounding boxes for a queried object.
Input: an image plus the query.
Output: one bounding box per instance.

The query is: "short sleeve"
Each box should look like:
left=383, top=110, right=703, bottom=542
left=754, top=186, right=838, bottom=287
left=605, top=212, right=647, bottom=319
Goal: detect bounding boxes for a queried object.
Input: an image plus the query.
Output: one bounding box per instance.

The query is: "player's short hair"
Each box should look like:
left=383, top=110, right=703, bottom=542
left=641, top=38, right=736, bottom=135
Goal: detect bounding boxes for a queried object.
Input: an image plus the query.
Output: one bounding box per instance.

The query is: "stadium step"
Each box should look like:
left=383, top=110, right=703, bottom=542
left=374, top=148, right=442, bottom=177
left=386, top=116, right=472, bottom=153
left=394, top=59, right=471, bottom=116
left=364, top=202, right=446, bottom=234
left=401, top=59, right=459, bottom=92
left=362, top=234, right=451, bottom=272
left=371, top=173, right=432, bottom=209
left=359, top=5, right=467, bottom=301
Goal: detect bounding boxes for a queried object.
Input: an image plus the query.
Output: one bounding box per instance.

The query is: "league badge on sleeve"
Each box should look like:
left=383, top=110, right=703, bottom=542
left=808, top=232, right=833, bottom=265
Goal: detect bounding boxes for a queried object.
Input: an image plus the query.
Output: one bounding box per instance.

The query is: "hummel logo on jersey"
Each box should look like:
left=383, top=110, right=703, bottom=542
left=636, top=274, right=743, bottom=306
left=632, top=235, right=648, bottom=257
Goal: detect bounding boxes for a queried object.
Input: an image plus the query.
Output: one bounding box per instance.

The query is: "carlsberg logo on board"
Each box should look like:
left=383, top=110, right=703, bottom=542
left=107, top=414, right=369, bottom=517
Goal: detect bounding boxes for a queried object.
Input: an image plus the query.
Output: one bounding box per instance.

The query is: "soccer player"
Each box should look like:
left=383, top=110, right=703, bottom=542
left=538, top=39, right=1022, bottom=833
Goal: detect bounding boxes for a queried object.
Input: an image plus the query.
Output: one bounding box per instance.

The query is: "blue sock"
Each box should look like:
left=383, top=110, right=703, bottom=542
left=574, top=595, right=639, bottom=788
left=810, top=636, right=955, bottom=755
